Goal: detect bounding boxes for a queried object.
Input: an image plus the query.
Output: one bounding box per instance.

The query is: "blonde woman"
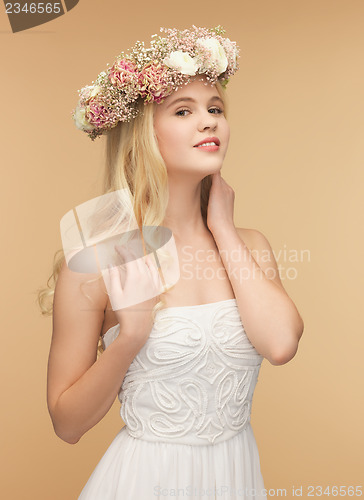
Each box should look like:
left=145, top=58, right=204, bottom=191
left=39, top=26, right=304, bottom=499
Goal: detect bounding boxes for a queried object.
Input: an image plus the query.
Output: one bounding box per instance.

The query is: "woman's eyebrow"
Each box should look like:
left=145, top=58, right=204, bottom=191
left=166, top=95, right=223, bottom=109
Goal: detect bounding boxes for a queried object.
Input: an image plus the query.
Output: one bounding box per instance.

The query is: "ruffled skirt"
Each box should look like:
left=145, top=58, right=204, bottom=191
left=77, top=423, right=267, bottom=499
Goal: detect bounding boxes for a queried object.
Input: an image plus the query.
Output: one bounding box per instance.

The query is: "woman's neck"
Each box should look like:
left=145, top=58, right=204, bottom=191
left=162, top=176, right=209, bottom=240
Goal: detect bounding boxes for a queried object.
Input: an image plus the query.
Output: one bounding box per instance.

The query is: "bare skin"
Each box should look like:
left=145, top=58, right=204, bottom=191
left=100, top=228, right=255, bottom=338
left=47, top=76, right=296, bottom=445
left=101, top=76, right=249, bottom=335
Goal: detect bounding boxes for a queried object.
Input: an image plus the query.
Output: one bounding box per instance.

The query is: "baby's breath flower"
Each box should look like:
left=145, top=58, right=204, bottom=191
left=72, top=26, right=240, bottom=140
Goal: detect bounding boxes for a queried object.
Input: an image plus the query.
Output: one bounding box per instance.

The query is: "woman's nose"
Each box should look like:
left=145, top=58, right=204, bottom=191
left=198, top=112, right=218, bottom=131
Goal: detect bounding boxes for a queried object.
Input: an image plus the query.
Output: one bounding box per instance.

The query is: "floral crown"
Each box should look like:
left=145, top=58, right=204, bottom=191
left=72, top=25, right=240, bottom=141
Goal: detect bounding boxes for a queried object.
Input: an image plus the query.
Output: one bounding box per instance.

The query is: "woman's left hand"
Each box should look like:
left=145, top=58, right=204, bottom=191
left=207, top=171, right=236, bottom=235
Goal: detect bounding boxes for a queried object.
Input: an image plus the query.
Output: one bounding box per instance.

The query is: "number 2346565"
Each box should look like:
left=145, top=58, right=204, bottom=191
left=6, top=3, right=62, bottom=14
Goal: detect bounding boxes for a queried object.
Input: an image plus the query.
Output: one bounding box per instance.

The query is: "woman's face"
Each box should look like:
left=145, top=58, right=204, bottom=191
left=153, top=77, right=230, bottom=178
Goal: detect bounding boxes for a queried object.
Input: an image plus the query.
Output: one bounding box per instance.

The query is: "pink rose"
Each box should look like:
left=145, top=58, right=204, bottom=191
left=108, top=58, right=139, bottom=94
left=138, top=61, right=174, bottom=104
left=82, top=87, right=116, bottom=129
left=86, top=100, right=109, bottom=128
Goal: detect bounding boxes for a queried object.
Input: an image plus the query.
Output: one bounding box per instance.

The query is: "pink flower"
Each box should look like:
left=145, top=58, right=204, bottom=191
left=221, top=38, right=239, bottom=72
left=108, top=58, right=139, bottom=94
left=138, top=61, right=174, bottom=104
left=86, top=100, right=109, bottom=128
left=82, top=87, right=116, bottom=129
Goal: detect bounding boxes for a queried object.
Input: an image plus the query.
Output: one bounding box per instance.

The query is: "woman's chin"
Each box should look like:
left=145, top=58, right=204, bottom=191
left=205, top=164, right=223, bottom=175
left=166, top=163, right=222, bottom=179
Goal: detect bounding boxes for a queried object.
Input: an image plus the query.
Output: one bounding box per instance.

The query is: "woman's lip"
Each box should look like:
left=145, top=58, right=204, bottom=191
left=194, top=144, right=220, bottom=151
left=194, top=137, right=220, bottom=147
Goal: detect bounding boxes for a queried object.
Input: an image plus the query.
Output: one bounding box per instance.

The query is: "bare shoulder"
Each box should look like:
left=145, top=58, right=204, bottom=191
left=54, top=258, right=108, bottom=311
left=234, top=227, right=256, bottom=249
left=236, top=227, right=272, bottom=250
left=235, top=227, right=286, bottom=292
left=53, top=258, right=109, bottom=344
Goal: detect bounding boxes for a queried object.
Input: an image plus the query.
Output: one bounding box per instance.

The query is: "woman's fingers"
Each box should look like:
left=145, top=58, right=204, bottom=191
left=106, top=263, right=124, bottom=311
left=107, top=244, right=161, bottom=307
left=145, top=254, right=161, bottom=290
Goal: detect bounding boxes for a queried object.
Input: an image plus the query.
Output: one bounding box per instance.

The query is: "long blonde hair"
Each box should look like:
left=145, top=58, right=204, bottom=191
left=37, top=80, right=228, bottom=354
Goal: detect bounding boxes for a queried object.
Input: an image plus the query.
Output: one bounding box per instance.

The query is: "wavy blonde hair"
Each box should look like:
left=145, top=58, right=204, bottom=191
left=37, top=80, right=228, bottom=355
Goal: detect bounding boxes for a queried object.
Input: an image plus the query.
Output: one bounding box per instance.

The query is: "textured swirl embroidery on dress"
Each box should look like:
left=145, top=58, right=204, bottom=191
left=120, top=315, right=206, bottom=392
left=117, top=301, right=263, bottom=444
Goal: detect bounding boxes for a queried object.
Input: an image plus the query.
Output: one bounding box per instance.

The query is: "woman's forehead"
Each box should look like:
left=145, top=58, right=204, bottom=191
left=164, top=78, right=218, bottom=102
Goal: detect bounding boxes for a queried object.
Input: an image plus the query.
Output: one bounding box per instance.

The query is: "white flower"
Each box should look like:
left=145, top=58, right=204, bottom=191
left=73, top=104, right=95, bottom=132
left=88, top=85, right=102, bottom=99
left=196, top=37, right=228, bottom=74
left=73, top=85, right=103, bottom=131
left=163, top=51, right=199, bottom=76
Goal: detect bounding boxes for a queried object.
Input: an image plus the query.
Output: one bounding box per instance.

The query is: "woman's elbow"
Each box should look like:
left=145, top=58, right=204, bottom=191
left=49, top=406, right=82, bottom=445
left=63, top=435, right=80, bottom=445
left=269, top=347, right=297, bottom=366
left=53, top=422, right=81, bottom=445
left=270, top=329, right=303, bottom=366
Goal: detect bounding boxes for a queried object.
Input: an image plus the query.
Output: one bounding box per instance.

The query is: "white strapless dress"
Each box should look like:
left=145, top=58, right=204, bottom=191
left=77, top=298, right=267, bottom=499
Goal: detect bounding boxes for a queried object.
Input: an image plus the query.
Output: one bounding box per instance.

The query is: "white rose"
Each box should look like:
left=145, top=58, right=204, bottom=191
left=196, top=38, right=228, bottom=74
left=73, top=104, right=95, bottom=132
left=89, top=85, right=102, bottom=98
left=73, top=85, right=102, bottom=131
left=163, top=51, right=199, bottom=76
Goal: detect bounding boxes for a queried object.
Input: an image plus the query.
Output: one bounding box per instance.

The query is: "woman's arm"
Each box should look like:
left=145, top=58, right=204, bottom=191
left=213, top=227, right=304, bottom=365
left=47, top=260, right=153, bottom=445
left=207, top=173, right=304, bottom=365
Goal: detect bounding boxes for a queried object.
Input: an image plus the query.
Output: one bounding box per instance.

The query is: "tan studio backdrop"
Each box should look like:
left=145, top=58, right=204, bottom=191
left=1, top=0, right=363, bottom=498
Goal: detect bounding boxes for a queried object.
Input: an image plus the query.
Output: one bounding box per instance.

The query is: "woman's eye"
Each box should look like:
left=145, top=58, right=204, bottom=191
left=175, top=107, right=224, bottom=116
left=209, top=107, right=223, bottom=114
left=176, top=109, right=189, bottom=116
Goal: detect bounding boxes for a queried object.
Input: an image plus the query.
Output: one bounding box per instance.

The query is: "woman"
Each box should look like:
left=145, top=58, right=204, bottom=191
left=40, top=26, right=304, bottom=499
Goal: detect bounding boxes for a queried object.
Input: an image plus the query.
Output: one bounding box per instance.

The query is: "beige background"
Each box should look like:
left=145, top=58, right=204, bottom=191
left=1, top=0, right=363, bottom=498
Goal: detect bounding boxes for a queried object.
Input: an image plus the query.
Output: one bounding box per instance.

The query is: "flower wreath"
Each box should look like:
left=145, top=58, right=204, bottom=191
left=72, top=25, right=240, bottom=141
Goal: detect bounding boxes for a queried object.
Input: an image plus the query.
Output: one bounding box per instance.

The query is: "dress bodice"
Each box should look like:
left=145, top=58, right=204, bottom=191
left=102, top=298, right=264, bottom=446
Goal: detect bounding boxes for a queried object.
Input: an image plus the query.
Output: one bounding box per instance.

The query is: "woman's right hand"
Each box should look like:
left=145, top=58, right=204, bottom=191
left=103, top=245, right=161, bottom=350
